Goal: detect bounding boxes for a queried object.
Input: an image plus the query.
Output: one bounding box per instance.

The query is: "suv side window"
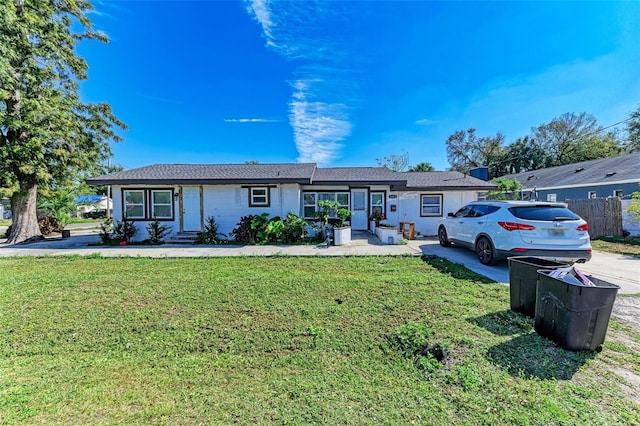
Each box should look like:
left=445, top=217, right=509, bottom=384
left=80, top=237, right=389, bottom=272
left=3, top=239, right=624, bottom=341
left=454, top=206, right=472, bottom=218
left=470, top=204, right=488, bottom=217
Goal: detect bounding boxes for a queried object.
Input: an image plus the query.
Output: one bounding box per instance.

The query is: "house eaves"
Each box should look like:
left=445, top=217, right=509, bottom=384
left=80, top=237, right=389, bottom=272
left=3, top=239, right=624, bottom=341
left=520, top=178, right=640, bottom=192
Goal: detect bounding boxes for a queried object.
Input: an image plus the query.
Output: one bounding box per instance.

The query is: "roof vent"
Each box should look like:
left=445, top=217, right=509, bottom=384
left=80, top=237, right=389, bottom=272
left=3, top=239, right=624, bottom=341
left=605, top=171, right=616, bottom=177
left=575, top=167, right=584, bottom=173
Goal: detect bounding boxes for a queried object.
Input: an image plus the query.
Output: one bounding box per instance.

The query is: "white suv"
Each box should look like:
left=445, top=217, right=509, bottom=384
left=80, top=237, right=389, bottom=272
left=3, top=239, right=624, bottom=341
left=437, top=201, right=592, bottom=265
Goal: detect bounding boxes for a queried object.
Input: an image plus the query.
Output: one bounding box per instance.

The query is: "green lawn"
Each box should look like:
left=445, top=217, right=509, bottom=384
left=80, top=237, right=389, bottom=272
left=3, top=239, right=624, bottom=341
left=592, top=236, right=640, bottom=258
left=1, top=256, right=638, bottom=425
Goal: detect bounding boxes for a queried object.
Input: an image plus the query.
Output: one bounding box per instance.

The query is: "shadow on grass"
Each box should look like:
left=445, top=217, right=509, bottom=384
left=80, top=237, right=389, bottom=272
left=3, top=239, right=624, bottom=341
left=421, top=255, right=496, bottom=284
left=486, top=333, right=597, bottom=380
left=467, top=310, right=534, bottom=336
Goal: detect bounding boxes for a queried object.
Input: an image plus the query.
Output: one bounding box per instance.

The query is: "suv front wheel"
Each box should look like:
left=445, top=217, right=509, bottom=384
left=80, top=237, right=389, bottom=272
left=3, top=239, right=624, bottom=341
left=438, top=226, right=451, bottom=247
left=476, top=236, right=496, bottom=265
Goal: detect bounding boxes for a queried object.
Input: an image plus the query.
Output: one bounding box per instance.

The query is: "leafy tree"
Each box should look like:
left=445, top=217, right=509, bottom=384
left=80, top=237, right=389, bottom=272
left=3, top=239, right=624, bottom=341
left=531, top=112, right=621, bottom=167
left=0, top=0, right=125, bottom=244
left=445, top=129, right=506, bottom=179
left=407, top=162, right=435, bottom=172
left=376, top=152, right=409, bottom=172
left=486, top=178, right=522, bottom=200
left=623, top=104, right=640, bottom=153
left=501, top=136, right=547, bottom=174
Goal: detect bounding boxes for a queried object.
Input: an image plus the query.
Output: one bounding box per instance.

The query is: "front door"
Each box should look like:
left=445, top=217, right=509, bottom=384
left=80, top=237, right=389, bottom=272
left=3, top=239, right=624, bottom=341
left=182, top=187, right=202, bottom=232
left=350, top=189, right=368, bottom=230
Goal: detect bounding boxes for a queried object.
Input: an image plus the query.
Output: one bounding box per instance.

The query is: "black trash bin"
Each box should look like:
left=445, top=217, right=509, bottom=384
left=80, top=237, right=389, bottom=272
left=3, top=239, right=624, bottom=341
left=535, top=269, right=619, bottom=351
left=508, top=257, right=571, bottom=317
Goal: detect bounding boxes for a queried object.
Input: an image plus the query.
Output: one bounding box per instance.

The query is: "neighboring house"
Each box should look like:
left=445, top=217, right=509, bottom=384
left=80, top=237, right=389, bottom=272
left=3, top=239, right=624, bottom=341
left=501, top=153, right=640, bottom=202
left=86, top=163, right=496, bottom=240
left=75, top=194, right=112, bottom=215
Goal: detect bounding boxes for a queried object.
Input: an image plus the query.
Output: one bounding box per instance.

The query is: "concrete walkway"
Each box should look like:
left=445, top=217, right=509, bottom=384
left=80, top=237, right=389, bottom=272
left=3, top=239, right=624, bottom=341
left=1, top=229, right=638, bottom=295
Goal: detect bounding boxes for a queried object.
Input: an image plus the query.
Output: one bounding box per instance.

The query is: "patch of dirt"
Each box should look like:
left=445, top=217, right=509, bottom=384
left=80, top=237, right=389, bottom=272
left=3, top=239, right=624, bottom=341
left=611, top=367, right=640, bottom=405
left=601, top=296, right=640, bottom=405
left=612, top=296, right=640, bottom=329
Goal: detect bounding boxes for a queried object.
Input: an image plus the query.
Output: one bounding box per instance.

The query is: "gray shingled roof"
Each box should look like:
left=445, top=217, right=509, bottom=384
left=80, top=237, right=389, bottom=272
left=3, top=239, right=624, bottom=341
left=400, top=171, right=497, bottom=190
left=311, top=167, right=406, bottom=184
left=501, top=153, right=640, bottom=190
left=86, top=162, right=498, bottom=190
left=87, top=163, right=318, bottom=185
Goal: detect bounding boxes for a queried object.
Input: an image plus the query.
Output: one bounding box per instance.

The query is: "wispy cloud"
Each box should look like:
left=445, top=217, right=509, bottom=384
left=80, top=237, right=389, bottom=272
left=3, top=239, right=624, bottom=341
left=224, top=118, right=280, bottom=123
left=245, top=0, right=362, bottom=165
left=416, top=118, right=436, bottom=126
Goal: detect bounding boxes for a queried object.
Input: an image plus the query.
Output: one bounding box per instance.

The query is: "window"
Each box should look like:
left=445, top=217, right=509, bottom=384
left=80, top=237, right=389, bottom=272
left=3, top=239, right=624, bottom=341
left=151, top=190, right=173, bottom=218
left=588, top=191, right=597, bottom=199
left=421, top=194, right=443, bottom=217
left=124, top=190, right=145, bottom=219
left=303, top=193, right=317, bottom=218
left=122, top=188, right=174, bottom=220
left=370, top=192, right=384, bottom=216
left=613, top=190, right=623, bottom=198
left=303, top=192, right=350, bottom=218
left=547, top=193, right=557, bottom=202
left=249, top=187, right=270, bottom=207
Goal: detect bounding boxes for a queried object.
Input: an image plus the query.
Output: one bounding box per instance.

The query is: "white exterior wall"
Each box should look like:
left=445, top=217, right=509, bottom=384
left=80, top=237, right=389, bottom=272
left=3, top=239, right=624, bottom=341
left=202, top=184, right=301, bottom=237
left=111, top=183, right=482, bottom=241
left=111, top=184, right=181, bottom=241
left=387, top=190, right=480, bottom=237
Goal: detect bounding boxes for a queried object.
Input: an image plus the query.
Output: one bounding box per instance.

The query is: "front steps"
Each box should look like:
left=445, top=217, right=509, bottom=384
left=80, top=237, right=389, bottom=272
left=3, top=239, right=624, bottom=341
left=168, top=231, right=199, bottom=245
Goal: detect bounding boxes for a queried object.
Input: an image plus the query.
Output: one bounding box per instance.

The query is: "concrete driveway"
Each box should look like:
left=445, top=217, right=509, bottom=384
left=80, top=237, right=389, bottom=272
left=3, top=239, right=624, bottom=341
left=419, top=238, right=639, bottom=295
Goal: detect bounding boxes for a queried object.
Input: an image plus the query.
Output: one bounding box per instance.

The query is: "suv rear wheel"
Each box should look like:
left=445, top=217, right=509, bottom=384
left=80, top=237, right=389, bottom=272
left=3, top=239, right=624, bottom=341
left=476, top=236, right=496, bottom=265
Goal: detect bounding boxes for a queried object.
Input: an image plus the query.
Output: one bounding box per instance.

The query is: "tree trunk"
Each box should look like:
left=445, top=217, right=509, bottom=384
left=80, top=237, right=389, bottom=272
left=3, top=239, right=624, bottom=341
left=6, top=181, right=43, bottom=245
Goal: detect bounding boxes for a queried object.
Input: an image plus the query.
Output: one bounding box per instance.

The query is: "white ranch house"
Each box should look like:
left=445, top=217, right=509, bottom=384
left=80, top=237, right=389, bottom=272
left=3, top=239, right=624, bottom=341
left=87, top=163, right=496, bottom=241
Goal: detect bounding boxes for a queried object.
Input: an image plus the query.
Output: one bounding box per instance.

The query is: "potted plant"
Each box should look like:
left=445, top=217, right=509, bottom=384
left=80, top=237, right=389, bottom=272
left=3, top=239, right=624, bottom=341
left=315, top=200, right=353, bottom=246
left=368, top=210, right=386, bottom=233
left=334, top=207, right=353, bottom=246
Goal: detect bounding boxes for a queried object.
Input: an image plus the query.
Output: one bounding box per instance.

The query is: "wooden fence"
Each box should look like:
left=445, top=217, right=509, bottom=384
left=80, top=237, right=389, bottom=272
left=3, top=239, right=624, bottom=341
left=566, top=198, right=623, bottom=238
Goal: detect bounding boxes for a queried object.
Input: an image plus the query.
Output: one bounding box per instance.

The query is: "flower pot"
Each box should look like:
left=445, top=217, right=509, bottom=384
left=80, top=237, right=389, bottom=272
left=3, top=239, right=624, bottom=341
left=375, top=226, right=401, bottom=244
left=333, top=226, right=352, bottom=246
left=369, top=221, right=377, bottom=234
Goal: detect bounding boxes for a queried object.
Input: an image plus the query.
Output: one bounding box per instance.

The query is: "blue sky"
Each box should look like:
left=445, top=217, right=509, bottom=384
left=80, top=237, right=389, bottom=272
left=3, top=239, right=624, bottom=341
left=79, top=0, right=640, bottom=171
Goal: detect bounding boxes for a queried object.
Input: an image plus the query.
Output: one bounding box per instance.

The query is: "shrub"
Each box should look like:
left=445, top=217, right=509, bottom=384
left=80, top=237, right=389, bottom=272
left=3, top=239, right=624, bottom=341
left=99, top=218, right=114, bottom=244
left=147, top=218, right=172, bottom=245
left=250, top=213, right=272, bottom=244
left=231, top=215, right=257, bottom=244
left=265, top=217, right=284, bottom=243
left=626, top=191, right=640, bottom=220
left=282, top=211, right=308, bottom=243
left=113, top=218, right=137, bottom=243
left=195, top=216, right=226, bottom=244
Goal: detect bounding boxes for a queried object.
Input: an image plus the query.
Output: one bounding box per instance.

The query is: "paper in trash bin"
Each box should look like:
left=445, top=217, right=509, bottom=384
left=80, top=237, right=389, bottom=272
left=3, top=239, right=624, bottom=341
left=546, top=267, right=595, bottom=286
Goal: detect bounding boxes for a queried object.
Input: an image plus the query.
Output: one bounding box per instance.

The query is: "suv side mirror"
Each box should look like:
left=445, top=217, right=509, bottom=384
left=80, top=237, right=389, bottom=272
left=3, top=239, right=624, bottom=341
left=447, top=212, right=454, bottom=217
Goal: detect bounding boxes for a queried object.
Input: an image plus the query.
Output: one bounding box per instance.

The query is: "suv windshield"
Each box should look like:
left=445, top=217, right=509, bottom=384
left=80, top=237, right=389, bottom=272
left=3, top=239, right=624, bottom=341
left=508, top=206, right=580, bottom=221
